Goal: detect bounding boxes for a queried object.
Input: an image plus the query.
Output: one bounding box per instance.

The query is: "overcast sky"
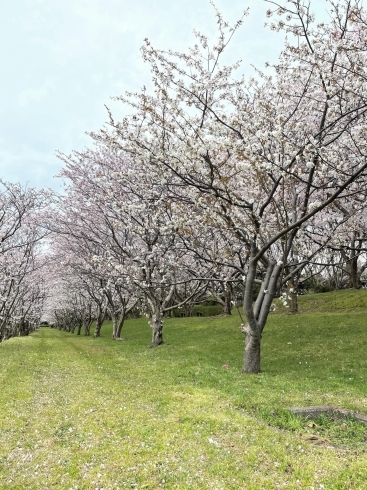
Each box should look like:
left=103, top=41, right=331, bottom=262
left=1, top=0, right=329, bottom=190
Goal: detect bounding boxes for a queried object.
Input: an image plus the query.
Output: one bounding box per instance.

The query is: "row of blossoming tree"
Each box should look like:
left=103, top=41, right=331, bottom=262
left=46, top=0, right=367, bottom=373
left=0, top=181, right=50, bottom=341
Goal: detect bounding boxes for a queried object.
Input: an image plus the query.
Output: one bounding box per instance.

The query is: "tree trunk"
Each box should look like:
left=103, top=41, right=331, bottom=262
left=349, top=255, right=360, bottom=289
left=222, top=283, right=232, bottom=315
left=94, top=307, right=106, bottom=337
left=94, top=322, right=102, bottom=337
left=242, top=324, right=261, bottom=373
left=290, top=291, right=298, bottom=313
left=19, top=318, right=26, bottom=336
left=84, top=321, right=92, bottom=336
left=183, top=304, right=193, bottom=317
left=112, top=312, right=125, bottom=339
left=116, top=316, right=125, bottom=338
left=242, top=245, right=283, bottom=374
left=288, top=279, right=298, bottom=314
left=76, top=324, right=82, bottom=335
left=149, top=311, right=164, bottom=347
left=112, top=317, right=118, bottom=339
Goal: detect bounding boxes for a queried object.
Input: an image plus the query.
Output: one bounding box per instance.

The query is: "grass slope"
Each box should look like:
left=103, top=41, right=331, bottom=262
left=273, top=287, right=367, bottom=314
left=1, top=290, right=367, bottom=489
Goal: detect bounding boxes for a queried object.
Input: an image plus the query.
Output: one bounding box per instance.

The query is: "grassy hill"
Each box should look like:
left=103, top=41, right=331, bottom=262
left=272, top=288, right=367, bottom=314
left=1, top=290, right=367, bottom=489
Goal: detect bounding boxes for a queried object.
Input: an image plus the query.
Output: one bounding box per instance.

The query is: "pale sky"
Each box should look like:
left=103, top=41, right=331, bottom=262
left=1, top=0, right=329, bottom=190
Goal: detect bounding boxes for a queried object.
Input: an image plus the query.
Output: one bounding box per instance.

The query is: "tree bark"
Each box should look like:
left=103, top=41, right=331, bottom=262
left=149, top=311, right=164, bottom=347
left=222, top=283, right=232, bottom=315
left=94, top=322, right=102, bottom=337
left=115, top=317, right=124, bottom=339
left=183, top=304, right=193, bottom=317
left=242, top=324, right=261, bottom=373
left=112, top=312, right=125, bottom=339
left=288, top=279, right=298, bottom=314
left=84, top=321, right=92, bottom=336
left=290, top=291, right=298, bottom=313
left=349, top=255, right=361, bottom=289
left=112, top=316, right=118, bottom=339
left=94, top=306, right=107, bottom=337
left=242, top=244, right=283, bottom=373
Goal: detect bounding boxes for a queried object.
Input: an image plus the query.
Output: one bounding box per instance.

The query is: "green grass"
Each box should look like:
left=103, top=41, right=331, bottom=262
left=1, top=290, right=367, bottom=489
left=273, top=287, right=367, bottom=314
left=265, top=411, right=367, bottom=446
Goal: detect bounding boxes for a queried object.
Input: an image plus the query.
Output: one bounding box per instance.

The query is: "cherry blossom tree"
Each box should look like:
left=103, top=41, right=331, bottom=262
left=45, top=272, right=97, bottom=335
left=46, top=222, right=111, bottom=337
left=0, top=181, right=50, bottom=341
left=322, top=201, right=367, bottom=289
left=92, top=0, right=367, bottom=372
left=56, top=147, right=208, bottom=346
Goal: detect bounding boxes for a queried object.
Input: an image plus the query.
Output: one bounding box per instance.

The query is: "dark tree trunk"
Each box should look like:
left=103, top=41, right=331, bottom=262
left=349, top=255, right=360, bottom=289
left=19, top=318, right=27, bottom=336
left=94, top=306, right=106, bottom=338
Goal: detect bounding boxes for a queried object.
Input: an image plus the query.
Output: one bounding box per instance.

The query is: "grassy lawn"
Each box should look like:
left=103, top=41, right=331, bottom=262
left=1, top=290, right=367, bottom=489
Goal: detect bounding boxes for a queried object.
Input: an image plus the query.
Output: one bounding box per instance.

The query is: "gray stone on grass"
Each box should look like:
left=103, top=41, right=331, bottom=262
left=288, top=405, right=367, bottom=426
